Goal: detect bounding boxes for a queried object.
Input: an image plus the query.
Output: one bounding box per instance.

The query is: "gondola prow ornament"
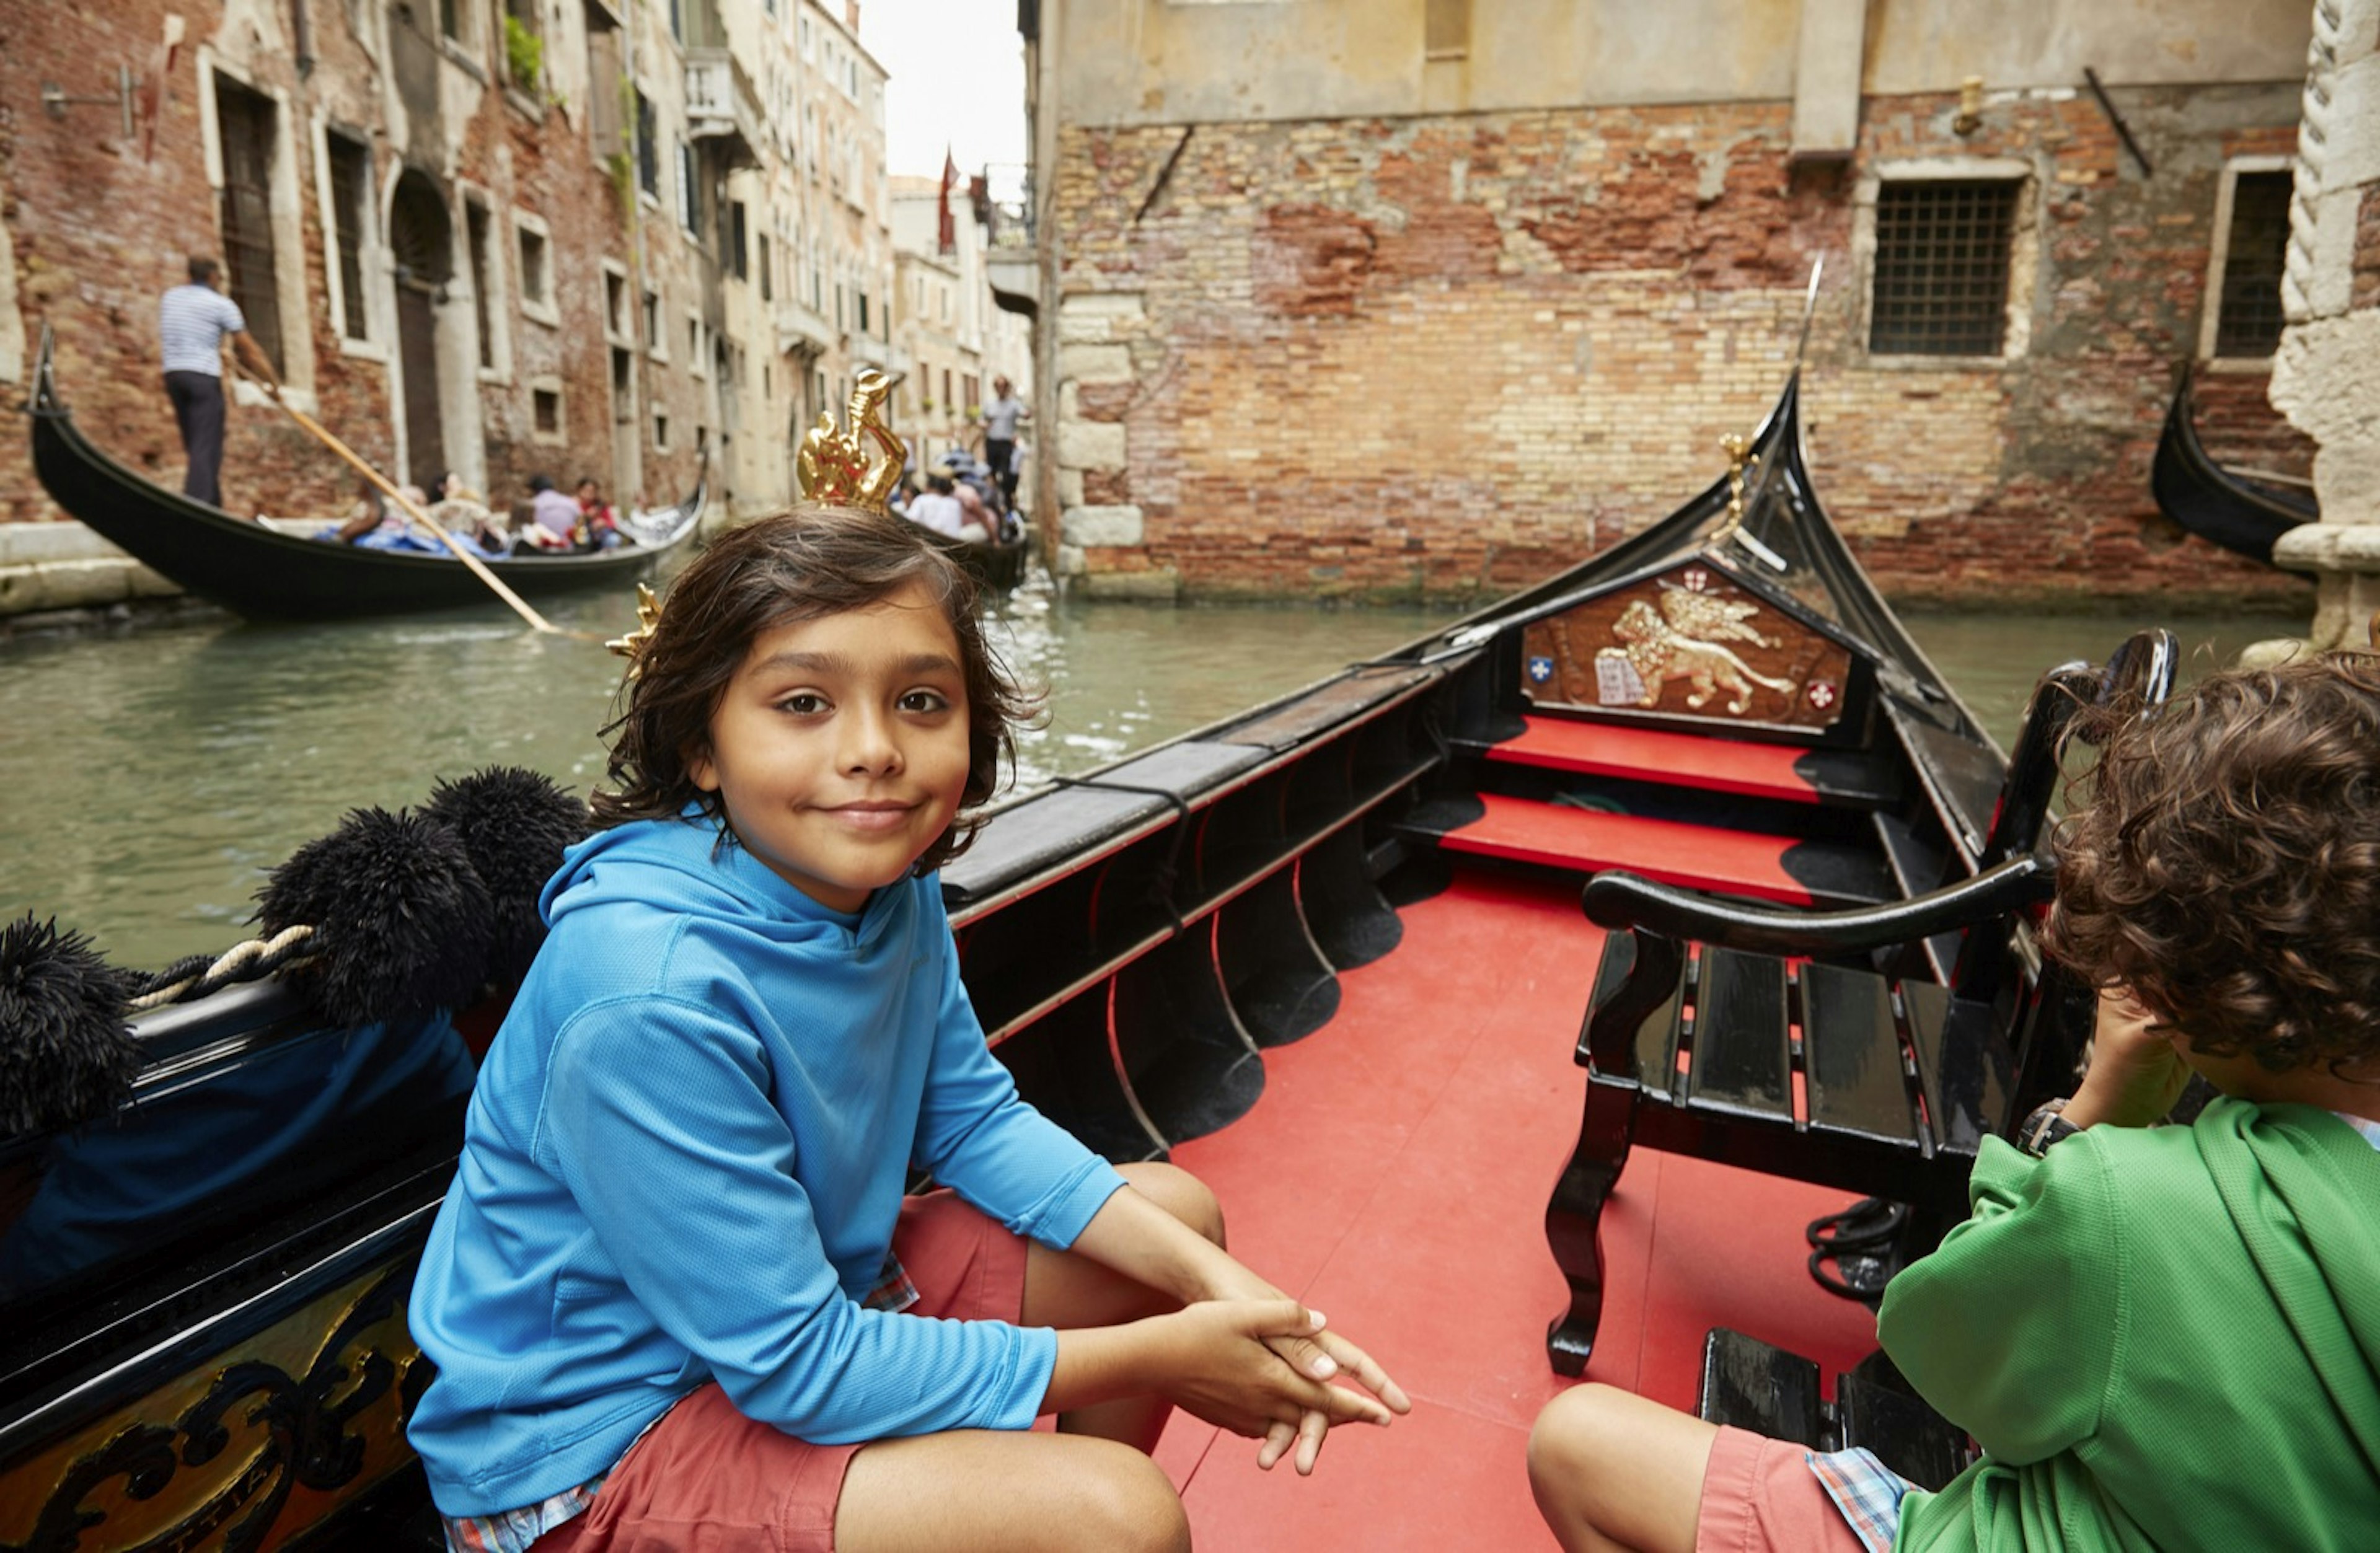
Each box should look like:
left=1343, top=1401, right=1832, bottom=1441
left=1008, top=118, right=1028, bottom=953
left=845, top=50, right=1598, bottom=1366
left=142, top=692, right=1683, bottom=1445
left=795, top=367, right=907, bottom=515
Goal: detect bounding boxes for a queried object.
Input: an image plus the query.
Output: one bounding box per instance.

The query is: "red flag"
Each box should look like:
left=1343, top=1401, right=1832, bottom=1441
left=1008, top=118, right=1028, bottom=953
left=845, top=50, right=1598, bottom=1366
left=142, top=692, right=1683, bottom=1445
left=937, top=149, right=958, bottom=255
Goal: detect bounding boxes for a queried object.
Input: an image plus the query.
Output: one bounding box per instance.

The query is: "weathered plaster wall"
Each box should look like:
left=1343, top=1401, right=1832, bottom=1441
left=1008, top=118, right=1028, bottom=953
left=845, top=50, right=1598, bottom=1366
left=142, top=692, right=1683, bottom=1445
left=1055, top=0, right=2309, bottom=131
left=1047, top=81, right=2312, bottom=605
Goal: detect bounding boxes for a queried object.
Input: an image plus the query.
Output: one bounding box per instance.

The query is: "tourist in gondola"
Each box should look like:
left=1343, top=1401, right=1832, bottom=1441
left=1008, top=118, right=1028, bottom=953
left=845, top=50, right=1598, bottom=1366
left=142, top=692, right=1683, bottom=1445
left=903, top=467, right=981, bottom=541
left=521, top=473, right=583, bottom=553
left=1525, top=655, right=2380, bottom=1553
left=325, top=473, right=390, bottom=545
left=953, top=474, right=995, bottom=538
left=576, top=477, right=626, bottom=550
left=426, top=472, right=510, bottom=557
left=405, top=484, right=1410, bottom=1551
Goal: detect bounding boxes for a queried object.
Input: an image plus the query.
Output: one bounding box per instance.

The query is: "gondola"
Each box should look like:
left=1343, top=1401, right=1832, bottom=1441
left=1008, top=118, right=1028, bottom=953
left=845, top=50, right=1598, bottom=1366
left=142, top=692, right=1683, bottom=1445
left=924, top=522, right=1033, bottom=591
left=2, top=370, right=2095, bottom=1551
left=2151, top=362, right=2317, bottom=566
left=24, top=330, right=703, bottom=623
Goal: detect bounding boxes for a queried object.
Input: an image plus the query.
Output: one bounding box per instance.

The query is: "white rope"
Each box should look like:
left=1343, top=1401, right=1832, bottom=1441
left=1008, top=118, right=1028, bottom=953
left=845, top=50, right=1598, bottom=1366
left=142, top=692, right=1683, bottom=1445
left=2284, top=0, right=2347, bottom=324
left=126, top=923, right=319, bottom=1013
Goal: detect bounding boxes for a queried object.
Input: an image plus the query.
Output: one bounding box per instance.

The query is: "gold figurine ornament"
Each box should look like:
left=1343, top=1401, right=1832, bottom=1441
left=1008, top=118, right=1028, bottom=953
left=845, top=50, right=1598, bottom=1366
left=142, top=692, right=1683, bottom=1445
left=606, top=581, right=664, bottom=670
left=607, top=369, right=912, bottom=673
left=1707, top=433, right=1760, bottom=550
left=796, top=366, right=907, bottom=515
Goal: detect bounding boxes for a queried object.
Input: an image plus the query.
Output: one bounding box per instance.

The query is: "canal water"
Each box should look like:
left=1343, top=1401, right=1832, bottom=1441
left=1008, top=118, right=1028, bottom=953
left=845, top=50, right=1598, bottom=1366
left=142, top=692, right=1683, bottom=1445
left=0, top=579, right=2303, bottom=969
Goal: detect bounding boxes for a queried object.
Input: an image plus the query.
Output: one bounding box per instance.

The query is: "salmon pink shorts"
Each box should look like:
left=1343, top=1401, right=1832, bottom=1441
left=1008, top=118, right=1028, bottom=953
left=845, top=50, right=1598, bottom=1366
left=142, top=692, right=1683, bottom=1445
left=1694, top=1425, right=1871, bottom=1553
left=530, top=1189, right=1029, bottom=1553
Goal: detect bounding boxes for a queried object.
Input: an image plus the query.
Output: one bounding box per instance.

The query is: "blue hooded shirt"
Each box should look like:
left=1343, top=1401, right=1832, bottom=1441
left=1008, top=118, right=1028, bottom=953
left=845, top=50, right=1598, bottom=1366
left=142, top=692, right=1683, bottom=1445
left=405, top=813, right=1127, bottom=1515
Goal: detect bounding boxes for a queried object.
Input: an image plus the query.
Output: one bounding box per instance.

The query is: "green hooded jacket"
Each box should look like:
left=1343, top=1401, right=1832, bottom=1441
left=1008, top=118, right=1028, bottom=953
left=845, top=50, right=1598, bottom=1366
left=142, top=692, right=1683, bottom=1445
left=1879, top=1099, right=2380, bottom=1552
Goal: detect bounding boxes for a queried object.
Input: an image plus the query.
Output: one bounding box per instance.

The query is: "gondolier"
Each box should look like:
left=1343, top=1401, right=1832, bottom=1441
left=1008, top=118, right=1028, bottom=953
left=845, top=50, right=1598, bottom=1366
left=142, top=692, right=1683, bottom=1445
left=979, top=375, right=1028, bottom=508
left=159, top=255, right=280, bottom=509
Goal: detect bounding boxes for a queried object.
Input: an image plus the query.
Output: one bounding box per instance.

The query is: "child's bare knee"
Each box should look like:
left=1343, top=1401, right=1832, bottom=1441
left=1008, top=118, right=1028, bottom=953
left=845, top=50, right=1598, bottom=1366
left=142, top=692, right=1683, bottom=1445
left=1528, top=1383, right=1629, bottom=1490
left=1065, top=1442, right=1191, bottom=1553
left=1117, top=1161, right=1226, bottom=1248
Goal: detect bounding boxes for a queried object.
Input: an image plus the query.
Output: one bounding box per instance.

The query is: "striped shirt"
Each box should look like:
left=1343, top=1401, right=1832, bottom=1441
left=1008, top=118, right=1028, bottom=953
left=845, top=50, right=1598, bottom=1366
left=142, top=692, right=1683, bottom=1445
left=159, top=284, right=247, bottom=376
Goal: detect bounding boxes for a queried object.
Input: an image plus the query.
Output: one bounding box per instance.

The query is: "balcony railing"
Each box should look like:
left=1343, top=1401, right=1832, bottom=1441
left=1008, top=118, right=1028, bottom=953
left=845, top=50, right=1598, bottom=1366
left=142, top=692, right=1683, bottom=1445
left=685, top=48, right=764, bottom=170
left=775, top=298, right=834, bottom=357
left=980, top=162, right=1036, bottom=252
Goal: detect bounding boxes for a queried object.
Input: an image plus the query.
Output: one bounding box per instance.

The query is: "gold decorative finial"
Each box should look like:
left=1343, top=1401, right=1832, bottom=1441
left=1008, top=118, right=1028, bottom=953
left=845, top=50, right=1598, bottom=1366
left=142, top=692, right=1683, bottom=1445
left=1710, top=433, right=1760, bottom=547
left=607, top=581, right=664, bottom=669
left=796, top=367, right=906, bottom=514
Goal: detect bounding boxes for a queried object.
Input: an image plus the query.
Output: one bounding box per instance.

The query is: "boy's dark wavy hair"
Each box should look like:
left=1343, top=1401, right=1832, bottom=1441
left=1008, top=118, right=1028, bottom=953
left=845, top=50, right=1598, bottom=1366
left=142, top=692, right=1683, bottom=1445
left=591, top=508, right=1031, bottom=873
left=2045, top=653, right=2380, bottom=1074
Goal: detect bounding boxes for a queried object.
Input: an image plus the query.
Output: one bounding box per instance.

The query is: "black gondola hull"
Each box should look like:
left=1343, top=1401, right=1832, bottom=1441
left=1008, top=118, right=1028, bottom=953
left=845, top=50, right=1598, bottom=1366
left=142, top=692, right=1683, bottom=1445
left=26, top=334, right=702, bottom=622
left=924, top=527, right=1032, bottom=591
left=2150, top=366, right=2317, bottom=568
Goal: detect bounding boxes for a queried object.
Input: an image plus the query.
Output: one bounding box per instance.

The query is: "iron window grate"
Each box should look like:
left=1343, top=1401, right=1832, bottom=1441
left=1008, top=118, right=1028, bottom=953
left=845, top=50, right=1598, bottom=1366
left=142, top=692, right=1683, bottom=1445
left=328, top=136, right=371, bottom=342
left=214, top=79, right=284, bottom=375
left=1869, top=180, right=2018, bottom=357
left=2215, top=171, right=2292, bottom=358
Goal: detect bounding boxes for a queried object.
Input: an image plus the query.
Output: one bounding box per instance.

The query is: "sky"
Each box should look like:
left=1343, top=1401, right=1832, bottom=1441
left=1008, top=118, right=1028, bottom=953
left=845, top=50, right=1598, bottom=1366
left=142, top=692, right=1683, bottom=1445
left=858, top=1, right=1030, bottom=191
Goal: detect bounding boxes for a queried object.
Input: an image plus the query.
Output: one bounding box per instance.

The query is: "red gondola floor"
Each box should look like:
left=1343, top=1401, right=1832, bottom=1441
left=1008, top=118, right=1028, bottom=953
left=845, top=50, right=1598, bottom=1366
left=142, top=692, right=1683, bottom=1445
left=1150, top=869, right=1884, bottom=1550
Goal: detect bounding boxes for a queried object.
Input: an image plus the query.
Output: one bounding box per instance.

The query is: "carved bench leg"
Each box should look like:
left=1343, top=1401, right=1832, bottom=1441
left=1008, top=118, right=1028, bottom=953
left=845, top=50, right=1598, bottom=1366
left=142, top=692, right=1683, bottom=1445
left=1544, top=1077, right=1637, bottom=1376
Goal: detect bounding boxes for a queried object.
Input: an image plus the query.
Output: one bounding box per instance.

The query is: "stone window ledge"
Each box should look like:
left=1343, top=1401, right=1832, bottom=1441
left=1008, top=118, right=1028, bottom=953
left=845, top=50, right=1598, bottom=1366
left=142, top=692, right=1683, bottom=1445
left=442, top=40, right=489, bottom=84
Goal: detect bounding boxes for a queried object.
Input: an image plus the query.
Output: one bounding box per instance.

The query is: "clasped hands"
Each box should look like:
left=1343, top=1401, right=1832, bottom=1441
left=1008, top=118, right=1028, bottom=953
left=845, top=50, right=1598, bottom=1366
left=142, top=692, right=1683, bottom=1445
left=1154, top=1277, right=1411, bottom=1477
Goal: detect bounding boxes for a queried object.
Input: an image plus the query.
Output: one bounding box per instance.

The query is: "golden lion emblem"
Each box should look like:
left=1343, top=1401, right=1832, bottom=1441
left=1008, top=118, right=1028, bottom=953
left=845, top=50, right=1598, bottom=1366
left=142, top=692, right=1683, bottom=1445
left=1597, top=597, right=1797, bottom=715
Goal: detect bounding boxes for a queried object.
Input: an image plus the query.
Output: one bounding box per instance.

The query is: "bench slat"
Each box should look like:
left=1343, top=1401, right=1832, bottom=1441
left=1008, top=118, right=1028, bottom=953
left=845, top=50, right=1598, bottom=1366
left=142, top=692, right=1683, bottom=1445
left=1837, top=1372, right=1976, bottom=1492
left=1900, top=981, right=2014, bottom=1157
left=1800, top=964, right=1922, bottom=1149
left=1699, top=1328, right=1823, bottom=1448
left=1479, top=717, right=1900, bottom=808
left=1582, top=930, right=1687, bottom=1096
left=1688, top=949, right=1792, bottom=1120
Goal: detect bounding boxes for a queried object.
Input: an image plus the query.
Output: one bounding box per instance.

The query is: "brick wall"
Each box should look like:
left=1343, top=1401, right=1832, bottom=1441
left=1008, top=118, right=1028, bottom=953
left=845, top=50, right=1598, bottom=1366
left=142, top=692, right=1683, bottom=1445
left=1049, top=84, right=2314, bottom=607
left=0, top=0, right=684, bottom=532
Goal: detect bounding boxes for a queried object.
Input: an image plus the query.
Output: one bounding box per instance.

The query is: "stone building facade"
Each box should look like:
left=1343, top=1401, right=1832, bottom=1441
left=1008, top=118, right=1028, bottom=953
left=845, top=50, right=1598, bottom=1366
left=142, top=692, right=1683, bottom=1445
left=1023, top=0, right=2319, bottom=605
left=889, top=173, right=981, bottom=453
left=0, top=0, right=891, bottom=560
left=2272, top=0, right=2380, bottom=533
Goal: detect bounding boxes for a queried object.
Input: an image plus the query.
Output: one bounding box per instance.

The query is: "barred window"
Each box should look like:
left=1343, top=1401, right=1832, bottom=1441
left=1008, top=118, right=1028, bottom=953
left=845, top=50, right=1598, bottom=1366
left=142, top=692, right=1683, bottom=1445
left=327, top=133, right=371, bottom=342
left=1869, top=180, right=2019, bottom=357
left=635, top=91, right=659, bottom=199
left=466, top=201, right=495, bottom=368
left=2214, top=170, right=2291, bottom=358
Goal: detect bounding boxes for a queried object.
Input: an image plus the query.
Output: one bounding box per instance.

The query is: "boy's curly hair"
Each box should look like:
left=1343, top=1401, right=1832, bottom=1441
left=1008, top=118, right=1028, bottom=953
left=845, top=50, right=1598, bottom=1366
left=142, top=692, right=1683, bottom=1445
left=591, top=508, right=1033, bottom=873
left=2045, top=653, right=2380, bottom=1073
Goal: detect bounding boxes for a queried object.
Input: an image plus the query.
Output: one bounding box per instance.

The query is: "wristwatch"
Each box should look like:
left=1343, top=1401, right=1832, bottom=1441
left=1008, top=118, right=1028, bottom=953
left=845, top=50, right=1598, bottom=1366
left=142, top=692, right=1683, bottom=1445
left=2016, top=1097, right=2081, bottom=1158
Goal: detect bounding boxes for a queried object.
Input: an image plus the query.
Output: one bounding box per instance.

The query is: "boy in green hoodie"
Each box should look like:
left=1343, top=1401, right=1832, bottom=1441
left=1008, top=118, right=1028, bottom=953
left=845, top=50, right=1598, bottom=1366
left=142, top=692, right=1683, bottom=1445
left=1528, top=654, right=2380, bottom=1552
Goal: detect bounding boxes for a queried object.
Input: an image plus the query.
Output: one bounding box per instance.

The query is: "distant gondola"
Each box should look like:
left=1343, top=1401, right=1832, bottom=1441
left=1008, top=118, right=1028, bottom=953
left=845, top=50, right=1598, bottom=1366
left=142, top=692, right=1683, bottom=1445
left=2151, top=363, right=2317, bottom=567
left=25, top=329, right=703, bottom=622
left=923, top=523, right=1033, bottom=591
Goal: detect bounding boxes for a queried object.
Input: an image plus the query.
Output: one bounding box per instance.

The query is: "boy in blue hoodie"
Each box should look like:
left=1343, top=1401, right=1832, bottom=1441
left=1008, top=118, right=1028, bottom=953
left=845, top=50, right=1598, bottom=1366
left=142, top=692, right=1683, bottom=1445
left=407, top=485, right=1409, bottom=1552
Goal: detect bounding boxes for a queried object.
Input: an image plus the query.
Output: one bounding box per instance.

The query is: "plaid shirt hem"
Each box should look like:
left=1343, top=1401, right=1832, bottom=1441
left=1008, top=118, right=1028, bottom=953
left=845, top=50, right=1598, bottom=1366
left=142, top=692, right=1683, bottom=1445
left=1805, top=1446, right=1914, bottom=1553
left=442, top=1255, right=919, bottom=1553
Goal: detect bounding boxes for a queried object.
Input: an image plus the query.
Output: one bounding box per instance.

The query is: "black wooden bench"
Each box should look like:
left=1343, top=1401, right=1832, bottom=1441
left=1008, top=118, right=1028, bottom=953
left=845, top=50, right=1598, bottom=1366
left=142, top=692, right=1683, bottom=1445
left=1698, top=1327, right=1977, bottom=1491
left=1543, top=631, right=2175, bottom=1378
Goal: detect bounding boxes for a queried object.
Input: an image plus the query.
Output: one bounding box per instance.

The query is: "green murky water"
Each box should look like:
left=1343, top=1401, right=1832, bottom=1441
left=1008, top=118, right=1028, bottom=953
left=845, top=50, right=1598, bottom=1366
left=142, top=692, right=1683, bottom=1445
left=0, top=576, right=2304, bottom=967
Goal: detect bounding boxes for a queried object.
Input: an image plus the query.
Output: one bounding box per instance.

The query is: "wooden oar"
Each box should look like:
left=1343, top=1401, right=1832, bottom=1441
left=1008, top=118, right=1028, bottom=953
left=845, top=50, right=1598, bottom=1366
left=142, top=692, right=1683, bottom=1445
left=253, top=381, right=583, bottom=638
